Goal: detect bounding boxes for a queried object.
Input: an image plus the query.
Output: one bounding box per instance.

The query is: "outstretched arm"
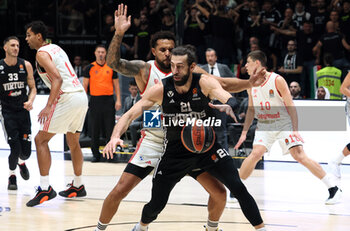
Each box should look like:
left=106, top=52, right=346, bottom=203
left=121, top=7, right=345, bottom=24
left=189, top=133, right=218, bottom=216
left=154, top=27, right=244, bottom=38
left=103, top=83, right=163, bottom=158
left=212, top=67, right=266, bottom=92
left=106, top=4, right=151, bottom=87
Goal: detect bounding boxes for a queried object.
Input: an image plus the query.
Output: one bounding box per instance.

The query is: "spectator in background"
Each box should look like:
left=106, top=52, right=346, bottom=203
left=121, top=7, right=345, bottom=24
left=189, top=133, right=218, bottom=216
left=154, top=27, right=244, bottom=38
left=134, top=13, right=152, bottom=61
left=316, top=53, right=342, bottom=100
left=241, top=9, right=265, bottom=52
left=310, top=0, right=328, bottom=38
left=289, top=81, right=303, bottom=99
left=161, top=8, right=175, bottom=33
left=329, top=10, right=340, bottom=32
left=122, top=80, right=142, bottom=148
left=83, top=45, right=121, bottom=162
left=272, top=8, right=299, bottom=53
left=259, top=0, right=282, bottom=49
left=184, top=5, right=206, bottom=64
left=102, top=14, right=115, bottom=45
left=195, top=1, right=236, bottom=66
left=278, top=40, right=303, bottom=86
left=73, top=55, right=83, bottom=82
left=293, top=1, right=311, bottom=30
left=313, top=21, right=350, bottom=77
left=316, top=86, right=330, bottom=99
left=201, top=48, right=235, bottom=151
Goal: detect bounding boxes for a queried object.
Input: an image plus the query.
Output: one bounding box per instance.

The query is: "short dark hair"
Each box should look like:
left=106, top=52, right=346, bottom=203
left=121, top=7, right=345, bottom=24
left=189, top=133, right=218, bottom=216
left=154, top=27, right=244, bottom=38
left=150, top=31, right=175, bottom=48
left=129, top=79, right=137, bottom=87
left=206, top=48, right=216, bottom=54
left=247, top=50, right=267, bottom=67
left=171, top=45, right=197, bottom=66
left=25, top=21, right=48, bottom=40
left=95, top=44, right=106, bottom=51
left=3, top=36, right=20, bottom=46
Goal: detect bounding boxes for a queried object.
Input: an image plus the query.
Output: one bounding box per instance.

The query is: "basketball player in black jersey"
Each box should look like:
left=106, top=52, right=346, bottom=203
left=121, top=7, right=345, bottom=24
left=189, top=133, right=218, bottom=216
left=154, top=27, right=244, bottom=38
left=103, top=46, right=266, bottom=231
left=0, top=36, right=37, bottom=190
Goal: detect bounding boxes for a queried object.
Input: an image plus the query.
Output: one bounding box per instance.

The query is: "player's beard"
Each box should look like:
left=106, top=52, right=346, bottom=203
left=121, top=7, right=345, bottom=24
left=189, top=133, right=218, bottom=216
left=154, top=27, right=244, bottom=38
left=155, top=56, right=171, bottom=71
left=174, top=68, right=190, bottom=86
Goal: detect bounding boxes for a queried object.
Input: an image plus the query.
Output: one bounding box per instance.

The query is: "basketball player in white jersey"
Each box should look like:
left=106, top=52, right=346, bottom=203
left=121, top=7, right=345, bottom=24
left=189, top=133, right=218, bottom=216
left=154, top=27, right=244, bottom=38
left=328, top=72, right=350, bottom=179
left=25, top=21, right=88, bottom=207
left=214, top=50, right=342, bottom=205
left=95, top=5, right=226, bottom=231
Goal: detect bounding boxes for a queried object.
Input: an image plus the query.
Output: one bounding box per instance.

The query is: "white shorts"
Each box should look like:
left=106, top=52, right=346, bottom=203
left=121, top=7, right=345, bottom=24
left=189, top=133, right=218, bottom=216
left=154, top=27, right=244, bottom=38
left=128, top=130, right=164, bottom=168
left=40, top=91, right=88, bottom=134
left=253, top=121, right=303, bottom=154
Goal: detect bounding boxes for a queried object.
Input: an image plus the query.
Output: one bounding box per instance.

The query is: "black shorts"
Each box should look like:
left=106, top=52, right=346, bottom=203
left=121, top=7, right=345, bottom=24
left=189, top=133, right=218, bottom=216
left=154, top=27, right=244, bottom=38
left=1, top=109, right=31, bottom=142
left=154, top=141, right=231, bottom=183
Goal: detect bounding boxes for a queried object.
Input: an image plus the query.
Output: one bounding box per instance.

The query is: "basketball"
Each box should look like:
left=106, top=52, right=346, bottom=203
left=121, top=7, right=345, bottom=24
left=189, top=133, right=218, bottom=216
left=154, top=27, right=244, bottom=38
left=181, top=121, right=215, bottom=153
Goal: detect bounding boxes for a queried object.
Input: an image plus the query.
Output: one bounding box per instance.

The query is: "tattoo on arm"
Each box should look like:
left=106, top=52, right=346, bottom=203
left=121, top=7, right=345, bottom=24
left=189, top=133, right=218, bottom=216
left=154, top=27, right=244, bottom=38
left=107, top=34, right=146, bottom=77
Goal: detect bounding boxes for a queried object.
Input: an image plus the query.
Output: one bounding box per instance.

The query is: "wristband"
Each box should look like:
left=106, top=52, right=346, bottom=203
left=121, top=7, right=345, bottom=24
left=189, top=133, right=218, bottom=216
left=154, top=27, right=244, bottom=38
left=226, top=97, right=238, bottom=111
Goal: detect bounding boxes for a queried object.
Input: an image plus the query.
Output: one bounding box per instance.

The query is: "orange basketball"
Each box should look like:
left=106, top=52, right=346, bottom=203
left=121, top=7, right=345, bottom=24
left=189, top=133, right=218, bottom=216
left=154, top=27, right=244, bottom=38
left=181, top=121, right=215, bottom=153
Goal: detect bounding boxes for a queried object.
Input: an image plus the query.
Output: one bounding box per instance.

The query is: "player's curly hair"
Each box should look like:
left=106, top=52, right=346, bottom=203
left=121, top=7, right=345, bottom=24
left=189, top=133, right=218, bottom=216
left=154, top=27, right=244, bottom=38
left=151, top=31, right=175, bottom=48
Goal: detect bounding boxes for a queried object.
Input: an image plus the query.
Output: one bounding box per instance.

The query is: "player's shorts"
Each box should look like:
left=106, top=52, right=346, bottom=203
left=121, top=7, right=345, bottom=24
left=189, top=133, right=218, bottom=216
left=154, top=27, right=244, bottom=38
left=125, top=130, right=206, bottom=179
left=40, top=91, right=88, bottom=134
left=0, top=108, right=31, bottom=142
left=253, top=120, right=303, bottom=154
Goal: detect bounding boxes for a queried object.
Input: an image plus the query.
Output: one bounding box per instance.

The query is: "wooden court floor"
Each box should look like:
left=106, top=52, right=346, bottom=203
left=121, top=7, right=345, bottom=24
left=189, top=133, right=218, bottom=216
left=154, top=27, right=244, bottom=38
left=1, top=150, right=350, bottom=231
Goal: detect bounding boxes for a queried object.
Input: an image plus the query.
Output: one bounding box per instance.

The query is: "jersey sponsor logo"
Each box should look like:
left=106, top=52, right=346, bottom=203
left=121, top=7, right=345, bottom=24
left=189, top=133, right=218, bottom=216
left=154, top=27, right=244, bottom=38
left=167, top=90, right=174, bottom=97
left=169, top=99, right=175, bottom=103
left=8, top=90, right=22, bottom=97
left=143, top=109, right=162, bottom=128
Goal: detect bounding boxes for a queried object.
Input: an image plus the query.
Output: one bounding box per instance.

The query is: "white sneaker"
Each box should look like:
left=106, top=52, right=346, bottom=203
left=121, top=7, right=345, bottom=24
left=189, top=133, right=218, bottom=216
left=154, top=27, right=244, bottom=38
left=131, top=225, right=148, bottom=231
left=328, top=161, right=341, bottom=179
left=204, top=225, right=223, bottom=231
left=325, top=186, right=342, bottom=205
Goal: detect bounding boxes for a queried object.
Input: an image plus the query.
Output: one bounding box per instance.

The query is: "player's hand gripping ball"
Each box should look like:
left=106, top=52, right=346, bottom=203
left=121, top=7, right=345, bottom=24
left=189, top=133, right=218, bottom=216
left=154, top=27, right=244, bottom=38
left=181, top=120, right=215, bottom=153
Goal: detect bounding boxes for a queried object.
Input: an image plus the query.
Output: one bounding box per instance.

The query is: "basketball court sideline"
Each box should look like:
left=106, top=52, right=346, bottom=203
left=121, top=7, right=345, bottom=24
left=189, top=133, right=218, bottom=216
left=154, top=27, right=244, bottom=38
left=1, top=150, right=350, bottom=231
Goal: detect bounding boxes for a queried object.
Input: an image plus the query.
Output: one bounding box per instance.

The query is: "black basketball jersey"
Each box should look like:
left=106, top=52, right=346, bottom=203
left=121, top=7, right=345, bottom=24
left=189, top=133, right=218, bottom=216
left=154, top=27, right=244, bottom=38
left=161, top=73, right=219, bottom=144
left=0, top=58, right=28, bottom=111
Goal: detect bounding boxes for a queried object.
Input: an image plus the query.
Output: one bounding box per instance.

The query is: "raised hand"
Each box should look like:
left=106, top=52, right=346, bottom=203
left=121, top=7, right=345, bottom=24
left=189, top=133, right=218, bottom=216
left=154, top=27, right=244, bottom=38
left=249, top=66, right=266, bottom=87
left=102, top=137, right=124, bottom=159
left=114, top=4, right=131, bottom=35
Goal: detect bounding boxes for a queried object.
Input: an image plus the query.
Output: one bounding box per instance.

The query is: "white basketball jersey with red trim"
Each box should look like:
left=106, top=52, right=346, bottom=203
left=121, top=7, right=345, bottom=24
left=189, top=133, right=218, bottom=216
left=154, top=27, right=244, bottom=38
left=141, top=60, right=172, bottom=146
left=37, top=44, right=84, bottom=93
left=251, top=72, right=290, bottom=122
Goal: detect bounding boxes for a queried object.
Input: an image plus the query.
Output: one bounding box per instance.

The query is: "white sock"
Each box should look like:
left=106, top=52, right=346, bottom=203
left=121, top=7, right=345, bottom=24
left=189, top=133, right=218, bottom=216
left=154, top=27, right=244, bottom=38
left=9, top=170, right=16, bottom=176
left=321, top=174, right=336, bottom=188
left=73, top=175, right=82, bottom=187
left=95, top=221, right=108, bottom=230
left=18, top=158, right=25, bottom=165
left=256, top=227, right=266, bottom=231
left=40, top=175, right=50, bottom=190
left=135, top=222, right=148, bottom=231
left=334, top=153, right=345, bottom=164
left=206, top=219, right=219, bottom=231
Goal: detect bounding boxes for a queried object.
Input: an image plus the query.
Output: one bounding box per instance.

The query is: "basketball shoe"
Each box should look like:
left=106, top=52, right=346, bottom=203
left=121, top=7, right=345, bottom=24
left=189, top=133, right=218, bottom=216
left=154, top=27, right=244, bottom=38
left=204, top=225, right=223, bottom=231
left=26, top=186, right=57, bottom=207
left=18, top=163, right=30, bottom=180
left=8, top=175, right=17, bottom=190
left=328, top=161, right=341, bottom=179
left=131, top=224, right=148, bottom=231
left=59, top=182, right=87, bottom=198
left=325, top=186, right=342, bottom=205
left=228, top=192, right=238, bottom=203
